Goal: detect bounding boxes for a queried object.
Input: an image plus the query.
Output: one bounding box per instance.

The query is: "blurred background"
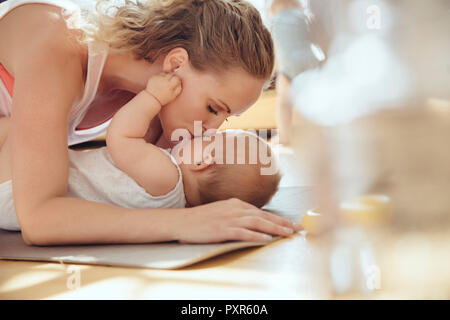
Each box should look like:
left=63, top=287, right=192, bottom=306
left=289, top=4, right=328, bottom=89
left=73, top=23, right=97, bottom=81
left=228, top=0, right=450, bottom=227
left=223, top=0, right=450, bottom=298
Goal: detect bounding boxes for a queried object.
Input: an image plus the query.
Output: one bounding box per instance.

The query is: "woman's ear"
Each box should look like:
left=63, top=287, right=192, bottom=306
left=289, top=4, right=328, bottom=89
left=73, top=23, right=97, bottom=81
left=163, top=48, right=189, bottom=73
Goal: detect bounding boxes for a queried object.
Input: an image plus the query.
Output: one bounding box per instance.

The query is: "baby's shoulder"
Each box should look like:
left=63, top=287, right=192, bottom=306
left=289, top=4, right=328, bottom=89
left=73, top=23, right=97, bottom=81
left=138, top=148, right=181, bottom=197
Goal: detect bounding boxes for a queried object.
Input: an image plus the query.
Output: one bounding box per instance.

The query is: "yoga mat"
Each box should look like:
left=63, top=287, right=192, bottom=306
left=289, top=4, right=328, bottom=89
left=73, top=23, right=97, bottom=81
left=0, top=187, right=312, bottom=269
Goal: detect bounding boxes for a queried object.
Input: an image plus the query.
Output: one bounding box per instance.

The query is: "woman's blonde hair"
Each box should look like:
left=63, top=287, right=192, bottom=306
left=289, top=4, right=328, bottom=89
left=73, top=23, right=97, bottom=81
left=78, top=0, right=274, bottom=80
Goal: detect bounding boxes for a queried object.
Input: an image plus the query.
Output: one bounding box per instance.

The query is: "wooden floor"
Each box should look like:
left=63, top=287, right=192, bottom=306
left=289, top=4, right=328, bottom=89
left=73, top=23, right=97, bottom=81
left=1, top=218, right=448, bottom=299
left=1, top=94, right=449, bottom=300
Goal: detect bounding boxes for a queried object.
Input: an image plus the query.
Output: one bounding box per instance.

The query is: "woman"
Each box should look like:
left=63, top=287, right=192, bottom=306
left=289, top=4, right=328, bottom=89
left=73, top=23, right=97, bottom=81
left=0, top=0, right=301, bottom=245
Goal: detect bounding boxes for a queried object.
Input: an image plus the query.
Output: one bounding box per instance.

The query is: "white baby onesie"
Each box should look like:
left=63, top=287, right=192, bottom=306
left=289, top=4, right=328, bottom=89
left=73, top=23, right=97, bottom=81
left=0, top=147, right=186, bottom=231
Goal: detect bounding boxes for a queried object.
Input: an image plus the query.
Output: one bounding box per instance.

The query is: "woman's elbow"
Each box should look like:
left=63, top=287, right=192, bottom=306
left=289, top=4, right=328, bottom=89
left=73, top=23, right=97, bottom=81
left=20, top=221, right=46, bottom=246
left=21, top=228, right=36, bottom=246
left=18, top=209, right=51, bottom=246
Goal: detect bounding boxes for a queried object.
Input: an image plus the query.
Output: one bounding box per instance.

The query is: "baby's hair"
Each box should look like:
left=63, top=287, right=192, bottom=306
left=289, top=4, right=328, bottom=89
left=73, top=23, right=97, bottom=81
left=75, top=0, right=274, bottom=82
left=197, top=131, right=281, bottom=208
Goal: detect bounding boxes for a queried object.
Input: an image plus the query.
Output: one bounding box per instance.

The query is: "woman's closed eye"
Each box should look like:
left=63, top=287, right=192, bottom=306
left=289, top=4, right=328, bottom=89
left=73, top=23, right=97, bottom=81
left=208, top=104, right=229, bottom=121
left=208, top=105, right=218, bottom=115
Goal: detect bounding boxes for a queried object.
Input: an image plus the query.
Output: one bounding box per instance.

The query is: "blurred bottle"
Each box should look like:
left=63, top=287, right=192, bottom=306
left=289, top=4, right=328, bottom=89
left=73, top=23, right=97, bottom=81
left=291, top=0, right=450, bottom=297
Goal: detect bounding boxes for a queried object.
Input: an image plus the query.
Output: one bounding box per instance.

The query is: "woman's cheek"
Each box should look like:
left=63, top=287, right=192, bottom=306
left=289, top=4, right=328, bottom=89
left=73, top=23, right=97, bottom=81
left=159, top=88, right=203, bottom=134
left=160, top=101, right=188, bottom=136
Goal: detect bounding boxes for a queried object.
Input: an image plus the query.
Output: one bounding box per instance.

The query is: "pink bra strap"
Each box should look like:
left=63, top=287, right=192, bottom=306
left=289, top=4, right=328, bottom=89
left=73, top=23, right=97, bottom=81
left=0, top=63, right=14, bottom=97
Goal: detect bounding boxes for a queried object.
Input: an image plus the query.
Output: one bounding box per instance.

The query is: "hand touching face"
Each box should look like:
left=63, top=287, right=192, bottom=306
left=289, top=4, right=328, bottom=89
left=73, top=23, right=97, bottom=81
left=158, top=67, right=265, bottom=146
left=145, top=72, right=182, bottom=106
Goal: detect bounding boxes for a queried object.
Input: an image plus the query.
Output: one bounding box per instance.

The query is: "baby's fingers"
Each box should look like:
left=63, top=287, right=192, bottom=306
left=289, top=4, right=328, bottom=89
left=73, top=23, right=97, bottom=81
left=169, top=76, right=182, bottom=92
left=174, top=80, right=182, bottom=94
left=168, top=73, right=181, bottom=83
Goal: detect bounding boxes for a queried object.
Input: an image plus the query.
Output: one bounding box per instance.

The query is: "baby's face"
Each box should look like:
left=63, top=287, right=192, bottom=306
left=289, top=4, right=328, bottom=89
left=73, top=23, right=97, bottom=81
left=171, top=130, right=279, bottom=207
left=171, top=130, right=277, bottom=174
left=171, top=131, right=262, bottom=166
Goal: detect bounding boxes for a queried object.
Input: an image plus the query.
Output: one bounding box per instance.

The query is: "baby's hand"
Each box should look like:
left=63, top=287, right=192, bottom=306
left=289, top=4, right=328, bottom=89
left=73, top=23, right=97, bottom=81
left=145, top=72, right=182, bottom=106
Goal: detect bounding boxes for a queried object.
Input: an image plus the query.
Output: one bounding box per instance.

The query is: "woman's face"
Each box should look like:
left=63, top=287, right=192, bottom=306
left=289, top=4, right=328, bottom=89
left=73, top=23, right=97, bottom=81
left=158, top=65, right=266, bottom=146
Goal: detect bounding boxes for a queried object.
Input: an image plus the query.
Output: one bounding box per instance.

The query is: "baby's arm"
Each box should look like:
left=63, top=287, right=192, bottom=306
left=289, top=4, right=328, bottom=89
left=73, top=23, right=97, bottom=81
left=106, top=73, right=182, bottom=196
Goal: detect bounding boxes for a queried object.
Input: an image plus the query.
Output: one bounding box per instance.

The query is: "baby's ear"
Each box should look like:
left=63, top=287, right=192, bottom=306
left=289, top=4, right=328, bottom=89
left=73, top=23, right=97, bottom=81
left=190, top=153, right=215, bottom=172
left=203, top=153, right=214, bottom=165
left=190, top=161, right=213, bottom=172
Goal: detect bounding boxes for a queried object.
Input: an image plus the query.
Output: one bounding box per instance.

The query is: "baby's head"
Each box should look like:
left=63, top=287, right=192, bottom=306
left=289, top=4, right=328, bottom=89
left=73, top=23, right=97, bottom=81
left=174, top=130, right=281, bottom=208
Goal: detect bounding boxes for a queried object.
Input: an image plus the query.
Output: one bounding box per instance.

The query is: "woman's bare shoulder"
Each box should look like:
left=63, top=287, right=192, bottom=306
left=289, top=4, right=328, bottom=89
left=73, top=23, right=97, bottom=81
left=0, top=3, right=85, bottom=74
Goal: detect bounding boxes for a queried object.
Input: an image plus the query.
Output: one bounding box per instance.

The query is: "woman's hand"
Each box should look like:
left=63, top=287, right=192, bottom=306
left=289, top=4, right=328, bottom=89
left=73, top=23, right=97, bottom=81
left=145, top=72, right=182, bottom=106
left=172, top=198, right=302, bottom=244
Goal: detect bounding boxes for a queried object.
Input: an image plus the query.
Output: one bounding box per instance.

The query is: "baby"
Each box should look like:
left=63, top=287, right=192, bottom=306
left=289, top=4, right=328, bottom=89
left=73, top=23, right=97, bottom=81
left=105, top=72, right=281, bottom=208
left=0, top=73, right=281, bottom=231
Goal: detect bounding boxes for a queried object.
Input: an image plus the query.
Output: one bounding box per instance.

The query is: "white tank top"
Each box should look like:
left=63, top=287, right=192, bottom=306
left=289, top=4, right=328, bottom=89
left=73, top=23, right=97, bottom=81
left=0, top=0, right=112, bottom=146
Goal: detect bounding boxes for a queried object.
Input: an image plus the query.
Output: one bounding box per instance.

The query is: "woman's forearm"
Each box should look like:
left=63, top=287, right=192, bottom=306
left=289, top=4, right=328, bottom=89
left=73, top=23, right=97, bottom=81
left=21, top=196, right=183, bottom=246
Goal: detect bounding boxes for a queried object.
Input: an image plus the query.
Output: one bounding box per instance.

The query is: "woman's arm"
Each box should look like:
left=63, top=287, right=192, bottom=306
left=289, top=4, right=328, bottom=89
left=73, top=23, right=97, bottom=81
left=10, top=41, right=188, bottom=245
left=6, top=8, right=177, bottom=245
